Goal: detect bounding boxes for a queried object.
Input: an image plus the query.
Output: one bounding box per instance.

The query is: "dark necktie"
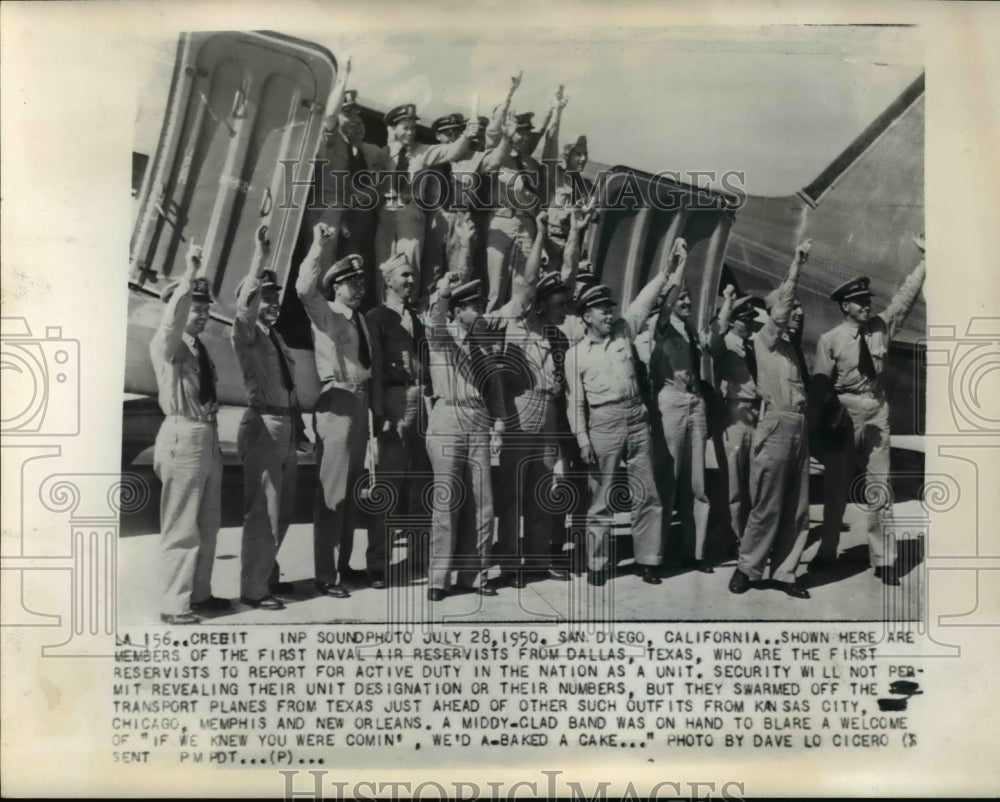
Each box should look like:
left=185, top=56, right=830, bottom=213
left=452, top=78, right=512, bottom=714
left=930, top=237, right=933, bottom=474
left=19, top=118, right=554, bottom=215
left=193, top=337, right=217, bottom=405
left=268, top=328, right=294, bottom=392
left=352, top=314, right=371, bottom=369
left=744, top=337, right=758, bottom=384
left=395, top=145, right=409, bottom=173
left=348, top=144, right=367, bottom=175
left=858, top=330, right=877, bottom=381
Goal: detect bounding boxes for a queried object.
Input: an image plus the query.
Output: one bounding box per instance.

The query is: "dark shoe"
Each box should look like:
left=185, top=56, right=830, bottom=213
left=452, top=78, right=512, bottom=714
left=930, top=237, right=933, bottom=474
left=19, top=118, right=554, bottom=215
left=807, top=557, right=836, bottom=574
left=728, top=568, right=752, bottom=595
left=496, top=572, right=525, bottom=589
left=160, top=612, right=200, bottom=625
left=547, top=568, right=571, bottom=581
left=693, top=559, right=714, bottom=574
left=875, top=566, right=900, bottom=586
left=191, top=596, right=232, bottom=612
left=269, top=581, right=296, bottom=595
left=778, top=582, right=811, bottom=599
left=315, top=581, right=350, bottom=599
left=368, top=572, right=387, bottom=590
left=475, top=581, right=499, bottom=597
left=240, top=595, right=285, bottom=610
left=637, top=565, right=662, bottom=585
left=427, top=588, right=448, bottom=602
left=587, top=569, right=606, bottom=587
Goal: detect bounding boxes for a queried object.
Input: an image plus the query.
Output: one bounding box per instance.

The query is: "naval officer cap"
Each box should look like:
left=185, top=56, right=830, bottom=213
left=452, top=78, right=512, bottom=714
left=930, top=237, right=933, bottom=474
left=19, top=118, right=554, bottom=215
left=535, top=273, right=570, bottom=303
left=449, top=279, right=485, bottom=307
left=731, top=294, right=764, bottom=322
left=379, top=252, right=411, bottom=280
left=322, top=254, right=365, bottom=294
left=572, top=267, right=599, bottom=302
left=562, top=134, right=588, bottom=156
left=577, top=284, right=616, bottom=313
left=830, top=276, right=872, bottom=304
left=161, top=275, right=215, bottom=305
left=432, top=113, right=467, bottom=134
left=235, top=268, right=282, bottom=301
left=514, top=112, right=535, bottom=131
left=384, top=104, right=418, bottom=127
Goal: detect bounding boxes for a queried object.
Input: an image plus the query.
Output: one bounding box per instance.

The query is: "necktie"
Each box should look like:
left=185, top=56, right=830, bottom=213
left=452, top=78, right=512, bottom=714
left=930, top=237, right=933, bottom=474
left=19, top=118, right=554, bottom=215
left=744, top=337, right=758, bottom=384
left=193, top=337, right=217, bottom=405
left=268, top=328, right=294, bottom=392
left=348, top=144, right=367, bottom=175
left=858, top=330, right=876, bottom=381
left=395, top=145, right=409, bottom=173
left=792, top=341, right=810, bottom=391
left=352, top=314, right=371, bottom=369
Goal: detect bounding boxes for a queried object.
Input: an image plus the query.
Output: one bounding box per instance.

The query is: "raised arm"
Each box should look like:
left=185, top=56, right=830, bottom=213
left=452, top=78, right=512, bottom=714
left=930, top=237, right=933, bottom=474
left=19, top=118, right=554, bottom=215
left=479, top=112, right=516, bottom=172
left=295, top=222, right=336, bottom=328
left=707, top=284, right=737, bottom=360
left=487, top=211, right=546, bottom=325
left=631, top=238, right=687, bottom=339
left=151, top=243, right=202, bottom=361
left=560, top=198, right=597, bottom=285
left=486, top=71, right=522, bottom=148
left=233, top=224, right=271, bottom=338
left=879, top=234, right=927, bottom=340
left=321, top=56, right=351, bottom=133
left=759, top=239, right=810, bottom=351
left=427, top=272, right=462, bottom=348
left=410, top=118, right=480, bottom=170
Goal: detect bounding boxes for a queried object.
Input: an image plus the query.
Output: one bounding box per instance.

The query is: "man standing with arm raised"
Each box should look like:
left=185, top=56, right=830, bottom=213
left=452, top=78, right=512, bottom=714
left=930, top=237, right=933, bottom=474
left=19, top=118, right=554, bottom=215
left=565, top=238, right=688, bottom=587
left=728, top=240, right=814, bottom=599
left=296, top=222, right=373, bottom=599
left=808, top=234, right=927, bottom=586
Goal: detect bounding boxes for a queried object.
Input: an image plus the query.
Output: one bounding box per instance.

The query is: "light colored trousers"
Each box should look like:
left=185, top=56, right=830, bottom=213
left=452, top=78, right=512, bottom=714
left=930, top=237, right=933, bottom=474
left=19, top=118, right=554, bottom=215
left=818, top=394, right=897, bottom=568
left=237, top=410, right=297, bottom=600
left=657, top=388, right=710, bottom=561
left=737, top=410, right=810, bottom=583
left=153, top=417, right=222, bottom=615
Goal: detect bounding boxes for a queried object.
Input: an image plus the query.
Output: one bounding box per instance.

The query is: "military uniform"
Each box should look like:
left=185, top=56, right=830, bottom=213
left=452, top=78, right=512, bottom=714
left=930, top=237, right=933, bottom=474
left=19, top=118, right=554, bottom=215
left=731, top=272, right=811, bottom=594
left=366, top=254, right=431, bottom=584
left=812, top=264, right=926, bottom=573
left=149, top=277, right=224, bottom=621
left=649, top=305, right=711, bottom=566
left=424, top=280, right=509, bottom=595
left=374, top=104, right=474, bottom=304
left=565, top=283, right=665, bottom=582
left=308, top=90, right=390, bottom=311
left=495, top=274, right=574, bottom=581
left=707, top=296, right=763, bottom=543
left=296, top=251, right=373, bottom=596
left=423, top=114, right=471, bottom=295
left=484, top=113, right=542, bottom=312
left=231, top=270, right=298, bottom=608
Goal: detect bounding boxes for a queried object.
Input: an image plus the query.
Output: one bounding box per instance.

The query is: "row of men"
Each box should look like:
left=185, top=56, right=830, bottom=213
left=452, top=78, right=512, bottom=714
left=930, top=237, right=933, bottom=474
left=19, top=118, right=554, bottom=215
left=149, top=206, right=925, bottom=623
left=292, top=58, right=589, bottom=319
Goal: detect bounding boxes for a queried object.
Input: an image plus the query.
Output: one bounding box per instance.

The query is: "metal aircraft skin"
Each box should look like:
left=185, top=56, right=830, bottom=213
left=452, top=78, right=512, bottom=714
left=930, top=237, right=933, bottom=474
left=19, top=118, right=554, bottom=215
left=125, top=32, right=925, bottom=451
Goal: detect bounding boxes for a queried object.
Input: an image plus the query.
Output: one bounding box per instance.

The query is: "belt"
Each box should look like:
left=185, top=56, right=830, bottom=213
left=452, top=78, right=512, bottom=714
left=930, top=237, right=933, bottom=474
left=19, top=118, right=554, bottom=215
left=590, top=395, right=642, bottom=410
left=249, top=404, right=294, bottom=416
left=167, top=412, right=217, bottom=424
left=385, top=380, right=420, bottom=388
left=493, top=207, right=537, bottom=220
left=840, top=390, right=885, bottom=401
left=442, top=398, right=486, bottom=408
left=321, top=379, right=370, bottom=393
left=656, top=382, right=701, bottom=396
left=762, top=400, right=806, bottom=415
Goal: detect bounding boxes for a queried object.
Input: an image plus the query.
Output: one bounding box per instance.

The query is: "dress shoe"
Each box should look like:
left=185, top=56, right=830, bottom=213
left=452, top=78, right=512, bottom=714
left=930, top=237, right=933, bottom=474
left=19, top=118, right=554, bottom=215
left=315, top=581, right=350, bottom=599
left=875, top=566, right=900, bottom=586
left=160, top=612, right=200, bottom=625
left=240, top=595, right=285, bottom=611
left=637, top=565, right=662, bottom=585
left=692, top=559, right=714, bottom=574
left=475, top=581, right=499, bottom=597
left=777, top=582, right=811, bottom=599
left=587, top=569, right=606, bottom=587
left=728, top=568, right=752, bottom=595
left=269, top=581, right=296, bottom=595
left=191, top=596, right=232, bottom=612
left=547, top=567, right=571, bottom=582
left=427, top=588, right=448, bottom=602
left=368, top=573, right=387, bottom=590
left=807, top=557, right=836, bottom=574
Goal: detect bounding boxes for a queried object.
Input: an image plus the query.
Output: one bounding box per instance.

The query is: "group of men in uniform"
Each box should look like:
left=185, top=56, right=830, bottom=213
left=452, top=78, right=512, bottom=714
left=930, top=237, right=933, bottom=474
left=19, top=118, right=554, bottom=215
left=147, top=61, right=927, bottom=623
